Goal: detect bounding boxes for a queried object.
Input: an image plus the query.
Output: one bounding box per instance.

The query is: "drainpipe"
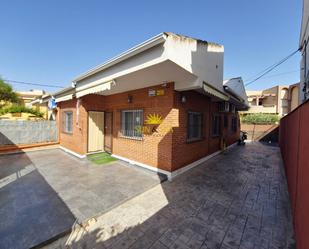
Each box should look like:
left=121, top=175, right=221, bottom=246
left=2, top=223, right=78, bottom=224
left=303, top=40, right=308, bottom=100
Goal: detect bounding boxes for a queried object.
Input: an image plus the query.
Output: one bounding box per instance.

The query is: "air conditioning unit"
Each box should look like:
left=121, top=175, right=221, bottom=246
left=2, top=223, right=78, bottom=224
left=219, top=102, right=230, bottom=112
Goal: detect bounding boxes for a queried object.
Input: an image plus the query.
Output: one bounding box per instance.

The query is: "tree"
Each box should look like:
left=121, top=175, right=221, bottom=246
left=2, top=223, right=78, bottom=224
left=0, top=78, right=20, bottom=104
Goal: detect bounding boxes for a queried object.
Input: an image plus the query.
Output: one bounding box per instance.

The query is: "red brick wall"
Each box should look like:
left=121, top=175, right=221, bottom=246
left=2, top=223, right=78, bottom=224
left=57, top=83, right=240, bottom=172
left=58, top=83, right=175, bottom=171
left=171, top=91, right=239, bottom=171
left=57, top=99, right=88, bottom=155
left=280, top=101, right=309, bottom=249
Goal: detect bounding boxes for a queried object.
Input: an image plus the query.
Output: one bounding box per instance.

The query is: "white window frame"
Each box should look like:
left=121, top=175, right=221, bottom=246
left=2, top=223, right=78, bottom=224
left=63, top=111, right=73, bottom=134
left=121, top=109, right=143, bottom=140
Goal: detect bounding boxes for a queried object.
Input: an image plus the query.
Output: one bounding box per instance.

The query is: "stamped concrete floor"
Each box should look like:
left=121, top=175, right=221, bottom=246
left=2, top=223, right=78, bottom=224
left=46, top=142, right=295, bottom=249
left=0, top=149, right=163, bottom=249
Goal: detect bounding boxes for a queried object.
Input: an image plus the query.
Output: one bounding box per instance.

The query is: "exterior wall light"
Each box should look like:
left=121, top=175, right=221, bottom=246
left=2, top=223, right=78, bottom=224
left=128, top=95, right=133, bottom=103
left=181, top=95, right=187, bottom=103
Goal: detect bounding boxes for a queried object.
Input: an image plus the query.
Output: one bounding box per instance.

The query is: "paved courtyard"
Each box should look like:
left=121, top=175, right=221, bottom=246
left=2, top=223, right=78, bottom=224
left=0, top=149, right=163, bottom=249
left=47, top=142, right=295, bottom=249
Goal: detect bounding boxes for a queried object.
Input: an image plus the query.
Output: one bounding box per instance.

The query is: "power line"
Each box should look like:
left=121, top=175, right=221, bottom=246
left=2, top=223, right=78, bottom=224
left=244, top=48, right=300, bottom=87
left=245, top=59, right=293, bottom=82
left=256, top=69, right=300, bottom=80
left=3, top=79, right=65, bottom=89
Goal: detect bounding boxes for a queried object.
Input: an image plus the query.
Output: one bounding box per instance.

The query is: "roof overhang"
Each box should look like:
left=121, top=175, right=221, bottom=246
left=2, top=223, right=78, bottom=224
left=76, top=80, right=115, bottom=98
left=223, top=85, right=249, bottom=110
left=224, top=86, right=243, bottom=102
left=52, top=87, right=75, bottom=103
left=72, top=33, right=167, bottom=83
left=203, top=82, right=229, bottom=101
left=55, top=94, right=73, bottom=103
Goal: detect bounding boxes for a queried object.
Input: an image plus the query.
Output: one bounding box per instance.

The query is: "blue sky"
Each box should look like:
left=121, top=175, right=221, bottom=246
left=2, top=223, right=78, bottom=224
left=0, top=0, right=303, bottom=92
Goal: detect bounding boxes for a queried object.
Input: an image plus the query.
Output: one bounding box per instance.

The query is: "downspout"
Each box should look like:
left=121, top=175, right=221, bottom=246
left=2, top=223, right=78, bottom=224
left=302, top=39, right=308, bottom=100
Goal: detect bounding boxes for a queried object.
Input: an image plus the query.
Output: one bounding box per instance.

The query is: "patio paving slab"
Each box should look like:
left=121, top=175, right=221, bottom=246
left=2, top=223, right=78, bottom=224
left=45, top=142, right=295, bottom=249
left=0, top=148, right=164, bottom=249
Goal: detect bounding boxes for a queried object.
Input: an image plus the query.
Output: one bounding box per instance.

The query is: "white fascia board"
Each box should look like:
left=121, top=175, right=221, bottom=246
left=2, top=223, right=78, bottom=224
left=73, top=33, right=168, bottom=83
left=75, top=56, right=167, bottom=92
left=76, top=80, right=115, bottom=98
left=52, top=86, right=75, bottom=98
left=55, top=94, right=73, bottom=103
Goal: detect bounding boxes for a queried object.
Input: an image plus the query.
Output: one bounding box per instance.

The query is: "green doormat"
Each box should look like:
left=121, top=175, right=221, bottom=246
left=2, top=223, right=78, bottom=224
left=87, top=152, right=118, bottom=165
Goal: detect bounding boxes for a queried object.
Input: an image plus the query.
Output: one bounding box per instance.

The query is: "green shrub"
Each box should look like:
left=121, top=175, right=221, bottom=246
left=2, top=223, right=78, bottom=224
left=241, top=113, right=280, bottom=124
left=0, top=78, right=21, bottom=104
left=0, top=104, right=44, bottom=117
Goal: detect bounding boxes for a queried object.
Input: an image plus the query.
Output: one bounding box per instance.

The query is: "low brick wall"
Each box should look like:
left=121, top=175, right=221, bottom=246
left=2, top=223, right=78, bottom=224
left=0, top=120, right=57, bottom=145
left=241, top=123, right=278, bottom=141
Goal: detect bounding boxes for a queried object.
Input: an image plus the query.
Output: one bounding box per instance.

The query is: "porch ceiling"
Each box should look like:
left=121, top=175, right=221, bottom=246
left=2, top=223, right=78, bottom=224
left=94, top=60, right=198, bottom=96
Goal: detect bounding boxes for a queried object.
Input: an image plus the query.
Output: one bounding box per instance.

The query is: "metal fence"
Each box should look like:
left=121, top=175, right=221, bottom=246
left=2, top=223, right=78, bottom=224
left=279, top=100, right=309, bottom=249
left=0, top=120, right=57, bottom=145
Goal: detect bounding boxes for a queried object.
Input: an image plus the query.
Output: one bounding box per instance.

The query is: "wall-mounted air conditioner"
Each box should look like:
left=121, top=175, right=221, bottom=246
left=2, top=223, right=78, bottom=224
left=219, top=102, right=230, bottom=112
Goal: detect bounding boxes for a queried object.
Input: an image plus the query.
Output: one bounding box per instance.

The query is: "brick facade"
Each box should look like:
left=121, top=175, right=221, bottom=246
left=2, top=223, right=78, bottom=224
left=57, top=82, right=240, bottom=172
left=171, top=90, right=240, bottom=171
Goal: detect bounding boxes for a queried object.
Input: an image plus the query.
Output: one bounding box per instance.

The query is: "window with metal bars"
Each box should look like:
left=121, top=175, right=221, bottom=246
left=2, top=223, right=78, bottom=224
left=231, top=116, right=237, bottom=132
left=121, top=110, right=143, bottom=139
left=62, top=111, right=73, bottom=134
left=212, top=114, right=221, bottom=136
left=224, top=115, right=228, bottom=128
left=187, top=111, right=203, bottom=141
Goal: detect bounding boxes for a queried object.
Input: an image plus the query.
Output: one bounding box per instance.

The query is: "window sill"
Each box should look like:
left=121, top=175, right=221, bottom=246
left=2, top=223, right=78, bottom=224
left=62, top=131, right=73, bottom=135
left=186, top=137, right=204, bottom=143
left=119, top=135, right=143, bottom=141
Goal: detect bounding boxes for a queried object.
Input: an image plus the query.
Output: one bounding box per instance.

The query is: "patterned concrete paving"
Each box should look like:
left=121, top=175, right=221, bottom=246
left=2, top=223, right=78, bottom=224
left=0, top=149, right=163, bottom=249
left=46, top=142, right=295, bottom=249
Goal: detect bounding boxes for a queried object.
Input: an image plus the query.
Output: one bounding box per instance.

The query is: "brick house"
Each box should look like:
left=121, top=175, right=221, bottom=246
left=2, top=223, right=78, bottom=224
left=53, top=32, right=248, bottom=180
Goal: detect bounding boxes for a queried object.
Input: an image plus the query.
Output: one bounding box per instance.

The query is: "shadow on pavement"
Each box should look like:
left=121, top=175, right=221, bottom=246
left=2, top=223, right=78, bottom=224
left=0, top=133, right=76, bottom=249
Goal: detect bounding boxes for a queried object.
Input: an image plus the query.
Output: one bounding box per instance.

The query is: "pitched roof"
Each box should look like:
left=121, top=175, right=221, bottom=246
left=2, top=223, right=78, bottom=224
left=223, top=77, right=249, bottom=107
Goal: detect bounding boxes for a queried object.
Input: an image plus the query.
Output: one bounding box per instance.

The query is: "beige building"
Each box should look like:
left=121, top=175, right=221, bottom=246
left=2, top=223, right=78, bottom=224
left=19, top=90, right=50, bottom=119
left=29, top=94, right=56, bottom=120
left=17, top=90, right=45, bottom=106
left=244, top=83, right=300, bottom=116
left=0, top=89, right=50, bottom=120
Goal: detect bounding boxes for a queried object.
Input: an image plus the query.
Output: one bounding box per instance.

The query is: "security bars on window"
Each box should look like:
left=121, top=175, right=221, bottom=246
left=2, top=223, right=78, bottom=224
left=63, top=111, right=73, bottom=134
left=121, top=110, right=143, bottom=139
left=187, top=111, right=203, bottom=141
left=212, top=115, right=221, bottom=136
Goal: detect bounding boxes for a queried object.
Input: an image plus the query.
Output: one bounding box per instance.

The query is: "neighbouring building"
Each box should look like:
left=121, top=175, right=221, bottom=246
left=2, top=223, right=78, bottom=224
left=0, top=89, right=49, bottom=120
left=19, top=89, right=49, bottom=118
left=18, top=89, right=45, bottom=106
left=243, top=83, right=300, bottom=116
left=300, top=0, right=309, bottom=102
left=29, top=94, right=56, bottom=120
left=52, top=32, right=248, bottom=180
